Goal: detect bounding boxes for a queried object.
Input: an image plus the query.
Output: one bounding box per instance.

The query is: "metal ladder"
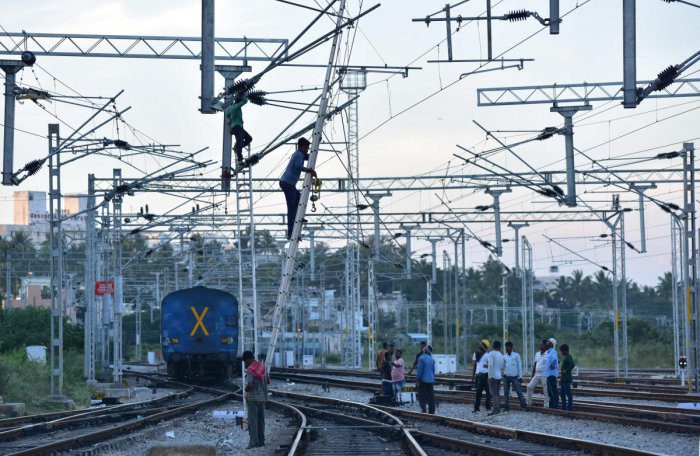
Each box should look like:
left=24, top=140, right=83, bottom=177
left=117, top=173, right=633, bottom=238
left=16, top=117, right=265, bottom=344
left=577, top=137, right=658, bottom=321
left=265, top=0, right=347, bottom=368
left=235, top=146, right=259, bottom=357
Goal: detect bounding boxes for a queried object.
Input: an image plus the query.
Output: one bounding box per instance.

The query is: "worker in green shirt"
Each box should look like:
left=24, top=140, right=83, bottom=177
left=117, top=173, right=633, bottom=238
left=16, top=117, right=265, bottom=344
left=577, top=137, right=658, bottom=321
left=225, top=95, right=252, bottom=164
left=559, top=344, right=575, bottom=410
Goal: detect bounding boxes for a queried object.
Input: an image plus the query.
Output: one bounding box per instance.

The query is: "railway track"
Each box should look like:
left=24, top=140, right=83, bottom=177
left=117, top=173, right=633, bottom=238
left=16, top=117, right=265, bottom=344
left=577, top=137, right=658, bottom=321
left=273, top=367, right=700, bottom=401
left=0, top=389, right=233, bottom=456
left=272, top=390, right=659, bottom=455
left=273, top=390, right=424, bottom=455
left=0, top=382, right=190, bottom=432
left=3, top=371, right=686, bottom=455
left=271, top=371, right=700, bottom=434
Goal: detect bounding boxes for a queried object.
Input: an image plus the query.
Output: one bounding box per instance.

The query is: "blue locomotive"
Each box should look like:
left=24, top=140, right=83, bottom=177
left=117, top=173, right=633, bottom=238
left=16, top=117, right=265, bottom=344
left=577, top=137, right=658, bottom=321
left=161, top=286, right=239, bottom=381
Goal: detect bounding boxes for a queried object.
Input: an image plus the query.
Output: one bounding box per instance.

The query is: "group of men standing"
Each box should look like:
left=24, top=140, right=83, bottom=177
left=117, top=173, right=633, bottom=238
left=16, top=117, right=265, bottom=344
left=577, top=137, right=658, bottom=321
left=376, top=341, right=437, bottom=414
left=527, top=338, right=576, bottom=410
left=473, top=338, right=575, bottom=414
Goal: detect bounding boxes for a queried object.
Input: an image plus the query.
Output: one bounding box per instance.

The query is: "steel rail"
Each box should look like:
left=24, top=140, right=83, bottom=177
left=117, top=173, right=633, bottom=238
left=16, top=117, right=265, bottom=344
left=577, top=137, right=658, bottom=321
left=269, top=371, right=700, bottom=433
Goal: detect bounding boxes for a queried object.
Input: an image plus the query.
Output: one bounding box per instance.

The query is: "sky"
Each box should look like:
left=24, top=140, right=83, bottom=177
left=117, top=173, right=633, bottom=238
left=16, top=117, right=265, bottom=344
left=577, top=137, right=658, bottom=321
left=0, top=0, right=699, bottom=287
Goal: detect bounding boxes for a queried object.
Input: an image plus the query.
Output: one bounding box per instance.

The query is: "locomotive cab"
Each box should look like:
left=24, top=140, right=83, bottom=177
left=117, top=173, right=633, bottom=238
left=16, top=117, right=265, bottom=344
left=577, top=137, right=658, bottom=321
left=161, top=286, right=239, bottom=382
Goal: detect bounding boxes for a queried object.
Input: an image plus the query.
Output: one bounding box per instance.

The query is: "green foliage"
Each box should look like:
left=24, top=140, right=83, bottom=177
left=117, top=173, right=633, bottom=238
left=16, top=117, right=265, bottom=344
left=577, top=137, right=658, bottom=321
left=0, top=307, right=83, bottom=352
left=0, top=349, right=91, bottom=414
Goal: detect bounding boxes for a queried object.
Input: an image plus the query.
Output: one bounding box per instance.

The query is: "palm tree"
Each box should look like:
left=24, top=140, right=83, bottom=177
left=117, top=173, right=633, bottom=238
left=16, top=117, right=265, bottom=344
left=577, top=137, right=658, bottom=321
left=656, top=272, right=674, bottom=303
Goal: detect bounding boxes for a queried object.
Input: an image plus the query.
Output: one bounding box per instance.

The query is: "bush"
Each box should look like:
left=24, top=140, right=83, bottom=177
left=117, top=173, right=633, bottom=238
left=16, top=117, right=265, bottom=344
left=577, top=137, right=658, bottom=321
left=0, top=349, right=91, bottom=414
left=0, top=307, right=83, bottom=352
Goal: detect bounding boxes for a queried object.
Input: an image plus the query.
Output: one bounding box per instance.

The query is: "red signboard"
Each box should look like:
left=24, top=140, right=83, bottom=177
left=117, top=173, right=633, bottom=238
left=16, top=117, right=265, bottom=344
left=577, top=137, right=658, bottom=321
left=95, top=281, right=115, bottom=295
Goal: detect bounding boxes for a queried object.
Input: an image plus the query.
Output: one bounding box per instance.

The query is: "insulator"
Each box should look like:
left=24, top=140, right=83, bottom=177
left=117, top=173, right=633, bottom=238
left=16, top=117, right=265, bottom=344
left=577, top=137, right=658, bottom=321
left=21, top=51, right=36, bottom=66
left=113, top=139, right=130, bottom=150
left=130, top=228, right=141, bottom=235
left=552, top=185, right=565, bottom=196
left=115, top=184, right=130, bottom=194
left=24, top=159, right=46, bottom=176
left=656, top=65, right=679, bottom=91
left=506, top=10, right=530, bottom=22
left=247, top=90, right=267, bottom=106
left=667, top=203, right=681, bottom=211
left=659, top=204, right=672, bottom=214
left=537, top=127, right=558, bottom=140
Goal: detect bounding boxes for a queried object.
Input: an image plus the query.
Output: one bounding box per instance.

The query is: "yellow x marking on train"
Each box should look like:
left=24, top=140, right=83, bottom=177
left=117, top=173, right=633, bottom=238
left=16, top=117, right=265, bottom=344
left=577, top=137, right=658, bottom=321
left=190, top=306, right=209, bottom=336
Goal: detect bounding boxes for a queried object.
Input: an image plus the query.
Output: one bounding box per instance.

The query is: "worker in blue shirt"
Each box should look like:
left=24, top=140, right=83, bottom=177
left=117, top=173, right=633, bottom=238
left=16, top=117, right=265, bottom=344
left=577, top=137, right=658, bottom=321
left=279, top=137, right=317, bottom=240
left=545, top=338, right=559, bottom=408
left=415, top=345, right=436, bottom=414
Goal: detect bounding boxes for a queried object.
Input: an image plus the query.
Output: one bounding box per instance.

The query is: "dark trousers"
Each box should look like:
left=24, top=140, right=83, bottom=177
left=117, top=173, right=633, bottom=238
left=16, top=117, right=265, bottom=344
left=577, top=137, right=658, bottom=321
left=279, top=181, right=300, bottom=239
left=560, top=378, right=573, bottom=410
left=488, top=378, right=501, bottom=413
left=247, top=400, right=265, bottom=447
left=547, top=375, right=559, bottom=408
left=503, top=376, right=526, bottom=410
left=382, top=380, right=394, bottom=396
left=232, top=124, right=252, bottom=159
left=417, top=382, right=435, bottom=414
left=474, top=372, right=491, bottom=411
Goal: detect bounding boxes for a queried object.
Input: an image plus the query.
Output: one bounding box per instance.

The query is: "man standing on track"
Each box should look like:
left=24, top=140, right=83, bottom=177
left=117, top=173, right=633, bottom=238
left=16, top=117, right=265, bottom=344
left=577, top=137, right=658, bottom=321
left=503, top=341, right=527, bottom=411
left=415, top=345, right=436, bottom=414
left=407, top=341, right=427, bottom=376
left=487, top=340, right=505, bottom=416
left=559, top=344, right=575, bottom=411
left=279, top=137, right=317, bottom=241
left=376, top=341, right=389, bottom=377
left=243, top=350, right=269, bottom=449
left=472, top=340, right=491, bottom=413
left=526, top=339, right=550, bottom=408
left=545, top=338, right=559, bottom=408
left=391, top=349, right=406, bottom=402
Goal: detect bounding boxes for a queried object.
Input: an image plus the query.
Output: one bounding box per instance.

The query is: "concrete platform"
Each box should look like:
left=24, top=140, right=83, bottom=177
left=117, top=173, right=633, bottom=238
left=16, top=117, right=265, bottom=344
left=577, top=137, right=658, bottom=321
left=91, top=382, right=133, bottom=400
left=0, top=403, right=25, bottom=417
left=146, top=445, right=216, bottom=456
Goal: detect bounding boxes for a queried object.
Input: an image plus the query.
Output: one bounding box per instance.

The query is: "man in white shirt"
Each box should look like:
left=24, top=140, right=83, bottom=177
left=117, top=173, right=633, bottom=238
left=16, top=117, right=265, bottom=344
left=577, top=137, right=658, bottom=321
left=471, top=340, right=491, bottom=412
left=487, top=340, right=505, bottom=415
left=503, top=341, right=527, bottom=411
left=526, top=339, right=549, bottom=408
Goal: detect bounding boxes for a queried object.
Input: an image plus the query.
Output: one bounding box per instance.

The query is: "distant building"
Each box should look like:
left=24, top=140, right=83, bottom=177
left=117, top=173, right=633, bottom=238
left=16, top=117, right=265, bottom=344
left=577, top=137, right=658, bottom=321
left=13, top=190, right=47, bottom=225
left=0, top=191, right=87, bottom=245
left=7, top=276, right=77, bottom=321
left=534, top=275, right=560, bottom=292
left=405, top=332, right=429, bottom=344
left=377, top=291, right=404, bottom=314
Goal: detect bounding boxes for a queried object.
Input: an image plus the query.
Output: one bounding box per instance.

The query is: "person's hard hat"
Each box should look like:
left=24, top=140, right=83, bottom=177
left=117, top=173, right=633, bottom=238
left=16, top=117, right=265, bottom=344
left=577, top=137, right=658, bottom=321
left=480, top=339, right=490, bottom=349
left=548, top=338, right=557, bottom=347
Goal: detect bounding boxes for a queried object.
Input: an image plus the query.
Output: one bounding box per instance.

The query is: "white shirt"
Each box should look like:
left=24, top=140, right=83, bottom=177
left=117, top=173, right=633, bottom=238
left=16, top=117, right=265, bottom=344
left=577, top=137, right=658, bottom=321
left=534, top=351, right=547, bottom=377
left=473, top=352, right=488, bottom=374
left=503, top=352, right=523, bottom=377
left=487, top=350, right=505, bottom=380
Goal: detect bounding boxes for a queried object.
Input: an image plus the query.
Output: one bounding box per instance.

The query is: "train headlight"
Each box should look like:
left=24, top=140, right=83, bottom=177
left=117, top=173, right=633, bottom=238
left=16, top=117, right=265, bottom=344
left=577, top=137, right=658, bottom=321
left=170, top=337, right=179, bottom=344
left=220, top=336, right=234, bottom=344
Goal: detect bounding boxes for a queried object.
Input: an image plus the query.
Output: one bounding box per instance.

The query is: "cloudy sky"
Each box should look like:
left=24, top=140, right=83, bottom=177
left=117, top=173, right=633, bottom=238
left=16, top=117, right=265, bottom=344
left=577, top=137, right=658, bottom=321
left=1, top=0, right=699, bottom=287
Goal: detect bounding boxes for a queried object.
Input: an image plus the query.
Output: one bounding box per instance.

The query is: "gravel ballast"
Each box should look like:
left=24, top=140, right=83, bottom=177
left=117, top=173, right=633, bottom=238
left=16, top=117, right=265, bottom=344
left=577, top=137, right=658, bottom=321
left=272, top=380, right=700, bottom=456
left=95, top=400, right=292, bottom=455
